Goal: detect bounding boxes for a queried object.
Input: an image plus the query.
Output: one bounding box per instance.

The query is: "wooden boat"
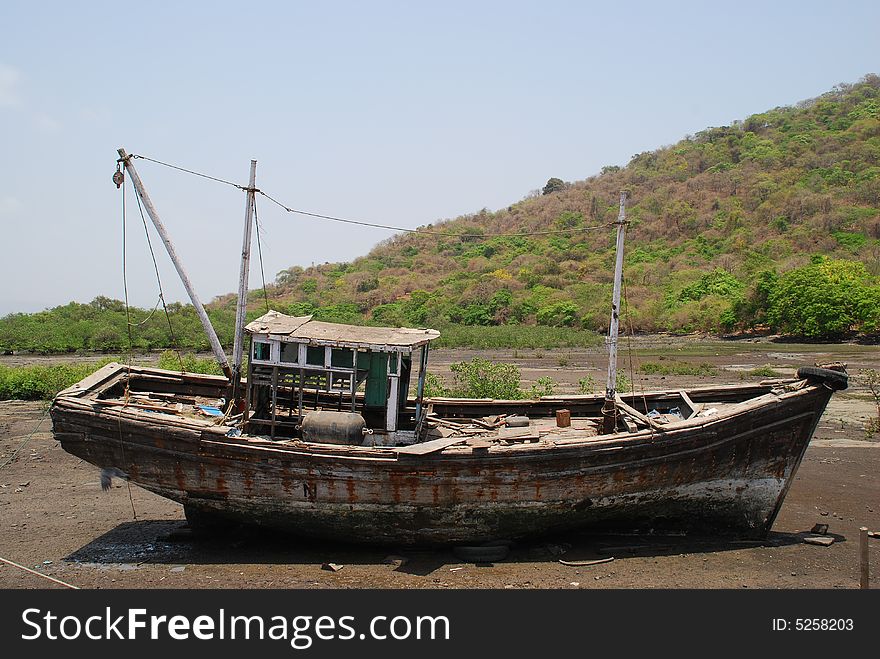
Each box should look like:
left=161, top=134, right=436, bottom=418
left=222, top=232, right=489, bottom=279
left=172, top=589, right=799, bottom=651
left=51, top=360, right=847, bottom=544
left=49, top=149, right=849, bottom=544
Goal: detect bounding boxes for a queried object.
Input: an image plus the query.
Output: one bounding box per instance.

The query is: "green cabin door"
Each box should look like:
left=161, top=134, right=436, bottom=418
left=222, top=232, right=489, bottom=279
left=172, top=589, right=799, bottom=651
left=364, top=352, right=389, bottom=409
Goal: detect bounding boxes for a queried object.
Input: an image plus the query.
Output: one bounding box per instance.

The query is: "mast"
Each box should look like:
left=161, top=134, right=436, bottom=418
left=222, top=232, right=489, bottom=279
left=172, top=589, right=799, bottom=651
left=602, top=191, right=628, bottom=434
left=117, top=147, right=232, bottom=379
left=231, top=160, right=257, bottom=401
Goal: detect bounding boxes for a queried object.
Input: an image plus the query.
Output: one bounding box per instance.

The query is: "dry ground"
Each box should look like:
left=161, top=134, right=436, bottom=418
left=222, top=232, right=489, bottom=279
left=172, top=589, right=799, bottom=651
left=1, top=337, right=878, bottom=589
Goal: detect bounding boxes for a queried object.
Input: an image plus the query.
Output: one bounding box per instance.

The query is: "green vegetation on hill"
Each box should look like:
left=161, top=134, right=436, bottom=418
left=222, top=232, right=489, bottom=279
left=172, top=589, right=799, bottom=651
left=2, top=75, right=880, bottom=351
left=260, top=74, right=880, bottom=340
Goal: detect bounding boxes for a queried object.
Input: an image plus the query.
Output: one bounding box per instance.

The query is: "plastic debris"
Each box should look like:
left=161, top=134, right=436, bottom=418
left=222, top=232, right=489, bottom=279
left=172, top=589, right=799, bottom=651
left=198, top=405, right=223, bottom=417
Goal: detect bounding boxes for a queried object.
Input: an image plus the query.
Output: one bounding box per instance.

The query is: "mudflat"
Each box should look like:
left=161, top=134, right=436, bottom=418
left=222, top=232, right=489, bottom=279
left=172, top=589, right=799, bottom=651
left=1, top=337, right=878, bottom=589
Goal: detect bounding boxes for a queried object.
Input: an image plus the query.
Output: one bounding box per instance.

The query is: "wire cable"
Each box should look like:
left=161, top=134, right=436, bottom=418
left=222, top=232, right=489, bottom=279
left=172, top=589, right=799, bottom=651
left=130, top=153, right=246, bottom=191
left=0, top=556, right=80, bottom=589
left=253, top=196, right=271, bottom=313
left=118, top=179, right=139, bottom=521
left=127, top=152, right=619, bottom=238
left=0, top=406, right=50, bottom=470
left=258, top=189, right=617, bottom=238
left=130, top=178, right=185, bottom=371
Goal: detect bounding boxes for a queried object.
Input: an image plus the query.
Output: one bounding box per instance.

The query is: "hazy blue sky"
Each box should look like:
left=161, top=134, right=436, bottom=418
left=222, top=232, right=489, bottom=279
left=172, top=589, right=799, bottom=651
left=1, top=0, right=878, bottom=315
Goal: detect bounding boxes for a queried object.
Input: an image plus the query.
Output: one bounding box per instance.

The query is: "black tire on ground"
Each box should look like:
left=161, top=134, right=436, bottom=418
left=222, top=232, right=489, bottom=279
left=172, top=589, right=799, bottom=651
left=184, top=504, right=237, bottom=533
left=796, top=366, right=848, bottom=391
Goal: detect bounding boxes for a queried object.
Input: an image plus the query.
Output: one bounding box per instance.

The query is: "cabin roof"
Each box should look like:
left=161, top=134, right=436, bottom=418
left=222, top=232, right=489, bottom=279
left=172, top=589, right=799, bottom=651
left=245, top=310, right=440, bottom=349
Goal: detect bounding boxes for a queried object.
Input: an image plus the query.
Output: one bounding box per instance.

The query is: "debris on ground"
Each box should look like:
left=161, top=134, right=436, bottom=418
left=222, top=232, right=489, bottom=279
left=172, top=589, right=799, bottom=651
left=382, top=555, right=408, bottom=567
left=559, top=557, right=615, bottom=567
left=321, top=562, right=344, bottom=572
left=810, top=523, right=829, bottom=535
left=803, top=535, right=835, bottom=547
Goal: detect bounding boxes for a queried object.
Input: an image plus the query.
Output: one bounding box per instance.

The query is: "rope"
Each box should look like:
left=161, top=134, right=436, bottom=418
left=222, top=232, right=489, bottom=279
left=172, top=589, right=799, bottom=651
left=126, top=152, right=618, bottom=238
left=253, top=196, right=270, bottom=313
left=622, top=276, right=653, bottom=440
left=259, top=190, right=618, bottom=237
left=129, top=153, right=246, bottom=191
left=0, top=405, right=49, bottom=470
left=127, top=296, right=162, bottom=327
left=118, top=180, right=139, bottom=521
left=131, top=178, right=185, bottom=371
left=121, top=181, right=134, bottom=360
left=0, top=556, right=80, bottom=589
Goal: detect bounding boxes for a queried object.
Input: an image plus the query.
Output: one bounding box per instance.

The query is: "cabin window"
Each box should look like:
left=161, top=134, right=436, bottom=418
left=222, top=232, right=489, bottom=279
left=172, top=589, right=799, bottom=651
left=389, top=352, right=398, bottom=375
left=331, top=348, right=354, bottom=369
left=253, top=341, right=271, bottom=361
left=280, top=342, right=299, bottom=364
left=306, top=346, right=324, bottom=366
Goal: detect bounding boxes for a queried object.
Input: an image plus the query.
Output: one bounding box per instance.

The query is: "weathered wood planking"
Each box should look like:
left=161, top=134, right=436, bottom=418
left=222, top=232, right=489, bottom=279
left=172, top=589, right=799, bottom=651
left=50, top=362, right=838, bottom=544
left=395, top=436, right=468, bottom=455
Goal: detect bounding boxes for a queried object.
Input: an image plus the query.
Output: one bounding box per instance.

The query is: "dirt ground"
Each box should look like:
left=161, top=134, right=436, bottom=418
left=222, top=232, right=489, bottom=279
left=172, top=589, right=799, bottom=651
left=1, top=336, right=878, bottom=589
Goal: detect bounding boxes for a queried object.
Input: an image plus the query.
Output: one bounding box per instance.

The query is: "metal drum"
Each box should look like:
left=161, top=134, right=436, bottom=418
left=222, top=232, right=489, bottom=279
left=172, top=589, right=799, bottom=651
left=301, top=411, right=368, bottom=445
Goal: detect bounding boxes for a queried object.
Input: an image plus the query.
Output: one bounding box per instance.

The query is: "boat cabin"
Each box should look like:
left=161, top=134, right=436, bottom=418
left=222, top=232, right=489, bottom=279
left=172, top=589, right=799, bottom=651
left=244, top=311, right=439, bottom=444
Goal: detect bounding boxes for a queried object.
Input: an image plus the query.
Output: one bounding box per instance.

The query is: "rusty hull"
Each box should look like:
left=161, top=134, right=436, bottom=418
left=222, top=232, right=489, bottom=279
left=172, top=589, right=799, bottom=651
left=50, top=365, right=833, bottom=544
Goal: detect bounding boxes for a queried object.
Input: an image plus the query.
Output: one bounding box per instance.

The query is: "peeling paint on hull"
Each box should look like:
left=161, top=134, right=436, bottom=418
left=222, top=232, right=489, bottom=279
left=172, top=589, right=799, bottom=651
left=50, top=365, right=834, bottom=544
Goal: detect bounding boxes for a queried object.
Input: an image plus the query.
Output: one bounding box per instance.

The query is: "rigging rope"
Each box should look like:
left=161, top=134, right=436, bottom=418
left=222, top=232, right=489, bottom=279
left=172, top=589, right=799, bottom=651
left=0, top=406, right=50, bottom=470
left=121, top=180, right=134, bottom=358
left=129, top=154, right=246, bottom=191
left=118, top=178, right=139, bottom=521
left=127, top=296, right=162, bottom=327
left=130, top=178, right=185, bottom=371
left=622, top=276, right=653, bottom=441
left=0, top=556, right=80, bottom=589
left=128, top=152, right=618, bottom=238
left=258, top=190, right=618, bottom=237
left=253, top=196, right=271, bottom=313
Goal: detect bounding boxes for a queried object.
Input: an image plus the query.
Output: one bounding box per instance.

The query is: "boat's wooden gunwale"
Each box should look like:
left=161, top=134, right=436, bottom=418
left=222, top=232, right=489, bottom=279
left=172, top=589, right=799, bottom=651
left=52, top=373, right=823, bottom=463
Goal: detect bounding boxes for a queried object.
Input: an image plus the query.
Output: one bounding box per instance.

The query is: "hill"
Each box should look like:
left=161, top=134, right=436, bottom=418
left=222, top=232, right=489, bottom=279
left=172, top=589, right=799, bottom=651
left=246, top=74, right=880, bottom=338
left=2, top=75, right=879, bottom=354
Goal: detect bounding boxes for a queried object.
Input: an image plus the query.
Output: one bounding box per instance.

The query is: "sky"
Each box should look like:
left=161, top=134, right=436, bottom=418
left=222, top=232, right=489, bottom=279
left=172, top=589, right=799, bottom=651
left=1, top=0, right=879, bottom=315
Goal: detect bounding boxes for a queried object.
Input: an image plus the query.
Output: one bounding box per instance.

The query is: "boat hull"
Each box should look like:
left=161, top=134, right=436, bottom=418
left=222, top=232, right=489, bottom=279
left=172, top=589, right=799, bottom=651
left=50, top=368, right=833, bottom=544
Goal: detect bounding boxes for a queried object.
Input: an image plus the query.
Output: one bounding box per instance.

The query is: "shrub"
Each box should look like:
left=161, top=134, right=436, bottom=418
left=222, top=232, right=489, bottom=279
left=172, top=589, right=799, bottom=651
left=433, top=325, right=601, bottom=349
left=675, top=268, right=745, bottom=304
left=536, top=302, right=579, bottom=327
left=157, top=351, right=224, bottom=375
left=767, top=258, right=880, bottom=338
left=448, top=357, right=523, bottom=399
left=423, top=372, right=450, bottom=398
left=529, top=376, right=556, bottom=398
left=542, top=177, right=566, bottom=195
left=639, top=361, right=718, bottom=376
left=0, top=360, right=115, bottom=400
left=747, top=365, right=784, bottom=378
left=578, top=375, right=597, bottom=394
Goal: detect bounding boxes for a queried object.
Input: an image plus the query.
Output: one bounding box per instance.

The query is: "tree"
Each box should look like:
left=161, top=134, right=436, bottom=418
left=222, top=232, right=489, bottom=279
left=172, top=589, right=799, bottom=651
left=542, top=177, right=566, bottom=195
left=767, top=258, right=880, bottom=339
left=536, top=301, right=579, bottom=327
